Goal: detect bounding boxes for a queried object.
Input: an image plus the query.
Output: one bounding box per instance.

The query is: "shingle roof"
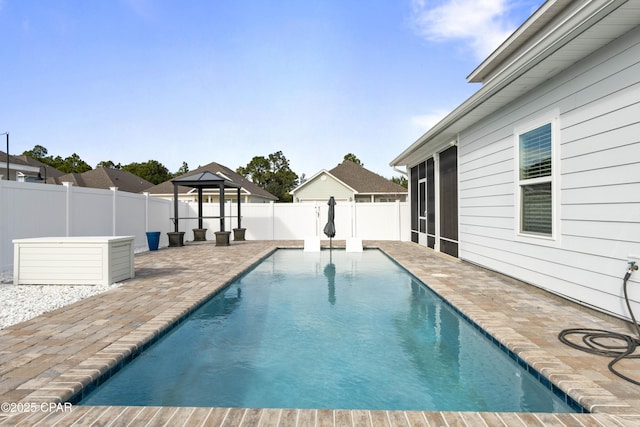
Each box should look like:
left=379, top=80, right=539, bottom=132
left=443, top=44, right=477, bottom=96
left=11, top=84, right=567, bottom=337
left=57, top=168, right=154, bottom=193
left=14, top=155, right=66, bottom=182
left=328, top=160, right=406, bottom=194
left=0, top=151, right=41, bottom=172
left=0, top=152, right=28, bottom=168
left=55, top=173, right=85, bottom=187
left=145, top=161, right=278, bottom=200
left=0, top=152, right=67, bottom=182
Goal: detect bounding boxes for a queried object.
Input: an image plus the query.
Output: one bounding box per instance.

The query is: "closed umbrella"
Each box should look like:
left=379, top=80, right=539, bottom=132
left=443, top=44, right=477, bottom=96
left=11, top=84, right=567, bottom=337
left=323, top=196, right=336, bottom=249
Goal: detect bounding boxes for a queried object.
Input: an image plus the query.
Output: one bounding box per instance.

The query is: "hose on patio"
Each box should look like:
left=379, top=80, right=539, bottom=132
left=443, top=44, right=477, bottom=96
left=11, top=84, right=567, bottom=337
left=558, top=264, right=640, bottom=386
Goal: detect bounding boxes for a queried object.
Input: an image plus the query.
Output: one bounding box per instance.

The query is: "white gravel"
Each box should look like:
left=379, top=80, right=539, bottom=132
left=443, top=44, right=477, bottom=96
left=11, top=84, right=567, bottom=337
left=0, top=272, right=122, bottom=329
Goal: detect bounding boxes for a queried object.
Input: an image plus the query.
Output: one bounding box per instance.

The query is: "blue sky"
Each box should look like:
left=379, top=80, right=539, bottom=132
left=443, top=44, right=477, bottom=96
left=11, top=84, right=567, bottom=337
left=1, top=0, right=544, bottom=180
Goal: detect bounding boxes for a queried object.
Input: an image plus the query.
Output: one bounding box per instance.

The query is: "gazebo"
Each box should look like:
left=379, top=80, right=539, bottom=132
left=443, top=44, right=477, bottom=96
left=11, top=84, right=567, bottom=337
left=169, top=171, right=244, bottom=246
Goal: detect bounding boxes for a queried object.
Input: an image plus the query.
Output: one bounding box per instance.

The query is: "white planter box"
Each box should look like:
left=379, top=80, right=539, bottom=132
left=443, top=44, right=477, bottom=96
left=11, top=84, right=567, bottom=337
left=13, top=236, right=135, bottom=286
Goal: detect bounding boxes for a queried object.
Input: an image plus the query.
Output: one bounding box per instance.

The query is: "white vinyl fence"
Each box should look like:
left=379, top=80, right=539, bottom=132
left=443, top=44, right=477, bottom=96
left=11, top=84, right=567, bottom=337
left=1, top=180, right=409, bottom=274
left=181, top=199, right=409, bottom=241
left=0, top=180, right=173, bottom=274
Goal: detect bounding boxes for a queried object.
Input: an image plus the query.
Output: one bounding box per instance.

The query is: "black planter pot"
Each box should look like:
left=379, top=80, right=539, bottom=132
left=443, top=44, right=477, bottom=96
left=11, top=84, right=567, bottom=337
left=193, top=228, right=207, bottom=241
left=233, top=228, right=246, bottom=241
left=215, top=231, right=231, bottom=246
left=167, top=231, right=185, bottom=247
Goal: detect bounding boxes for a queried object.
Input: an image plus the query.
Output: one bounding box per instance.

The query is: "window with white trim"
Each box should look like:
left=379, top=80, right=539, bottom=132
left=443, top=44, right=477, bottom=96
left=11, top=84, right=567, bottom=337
left=518, top=122, right=553, bottom=236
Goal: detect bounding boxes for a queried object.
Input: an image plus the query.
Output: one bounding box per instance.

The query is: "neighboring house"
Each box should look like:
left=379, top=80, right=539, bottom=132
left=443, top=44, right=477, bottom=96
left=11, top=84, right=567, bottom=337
left=391, top=0, right=640, bottom=320
left=291, top=160, right=407, bottom=203
left=146, top=161, right=278, bottom=203
left=0, top=151, right=42, bottom=182
left=0, top=153, right=150, bottom=193
left=13, top=155, right=66, bottom=184
left=53, top=168, right=154, bottom=193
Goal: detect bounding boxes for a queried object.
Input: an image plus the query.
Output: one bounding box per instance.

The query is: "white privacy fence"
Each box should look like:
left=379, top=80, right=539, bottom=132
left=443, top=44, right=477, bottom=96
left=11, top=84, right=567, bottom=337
left=0, top=180, right=409, bottom=273
left=181, top=200, right=409, bottom=241
left=0, top=180, right=174, bottom=274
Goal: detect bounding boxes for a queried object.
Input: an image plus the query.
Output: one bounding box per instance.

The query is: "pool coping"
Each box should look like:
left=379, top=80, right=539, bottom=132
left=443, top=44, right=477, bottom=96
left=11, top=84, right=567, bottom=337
left=1, top=240, right=639, bottom=426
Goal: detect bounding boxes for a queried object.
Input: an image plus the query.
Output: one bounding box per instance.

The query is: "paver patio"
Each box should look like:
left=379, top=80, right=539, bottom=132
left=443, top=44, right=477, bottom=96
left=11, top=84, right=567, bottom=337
left=0, top=240, right=638, bottom=426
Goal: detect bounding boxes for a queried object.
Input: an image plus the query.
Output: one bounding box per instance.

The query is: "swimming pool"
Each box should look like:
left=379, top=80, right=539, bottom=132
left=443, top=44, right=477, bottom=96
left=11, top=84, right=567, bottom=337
left=79, top=249, right=579, bottom=412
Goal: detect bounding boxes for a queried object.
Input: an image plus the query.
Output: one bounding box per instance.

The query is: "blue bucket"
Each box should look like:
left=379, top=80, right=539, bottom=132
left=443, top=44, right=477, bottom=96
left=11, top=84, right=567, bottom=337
left=146, top=231, right=161, bottom=251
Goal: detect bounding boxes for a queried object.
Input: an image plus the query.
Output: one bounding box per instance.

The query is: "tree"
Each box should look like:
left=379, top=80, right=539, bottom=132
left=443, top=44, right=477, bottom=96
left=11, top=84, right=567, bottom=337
left=123, top=160, right=173, bottom=185
left=22, top=145, right=48, bottom=160
left=96, top=160, right=122, bottom=169
left=22, top=146, right=92, bottom=173
left=55, top=153, right=92, bottom=173
left=237, top=151, right=299, bottom=202
left=391, top=175, right=408, bottom=188
left=175, top=161, right=189, bottom=176
left=343, top=153, right=363, bottom=166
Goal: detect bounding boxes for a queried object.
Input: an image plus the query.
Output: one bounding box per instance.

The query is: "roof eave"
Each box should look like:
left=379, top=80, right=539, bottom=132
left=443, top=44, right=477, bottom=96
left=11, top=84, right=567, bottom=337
left=467, top=0, right=569, bottom=83
left=390, top=0, right=629, bottom=168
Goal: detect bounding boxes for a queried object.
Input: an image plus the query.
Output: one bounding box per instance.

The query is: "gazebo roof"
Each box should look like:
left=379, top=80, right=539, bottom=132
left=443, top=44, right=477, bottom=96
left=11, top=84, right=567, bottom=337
left=171, top=171, right=242, bottom=189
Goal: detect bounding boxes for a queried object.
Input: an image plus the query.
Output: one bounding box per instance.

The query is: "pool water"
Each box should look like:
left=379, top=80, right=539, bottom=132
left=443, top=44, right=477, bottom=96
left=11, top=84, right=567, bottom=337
left=80, top=249, right=577, bottom=412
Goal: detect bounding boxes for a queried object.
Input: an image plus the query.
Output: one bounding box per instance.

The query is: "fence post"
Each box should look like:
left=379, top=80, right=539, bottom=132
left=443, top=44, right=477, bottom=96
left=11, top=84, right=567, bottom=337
left=144, top=192, right=150, bottom=232
left=270, top=201, right=275, bottom=240
left=63, top=182, right=73, bottom=236
left=110, top=187, right=118, bottom=236
left=351, top=200, right=356, bottom=238
left=396, top=200, right=401, bottom=240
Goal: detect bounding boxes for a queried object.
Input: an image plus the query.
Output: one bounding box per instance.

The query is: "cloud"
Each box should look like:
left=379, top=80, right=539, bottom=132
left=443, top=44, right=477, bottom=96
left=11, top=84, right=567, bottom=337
left=410, top=0, right=521, bottom=60
left=411, top=109, right=451, bottom=133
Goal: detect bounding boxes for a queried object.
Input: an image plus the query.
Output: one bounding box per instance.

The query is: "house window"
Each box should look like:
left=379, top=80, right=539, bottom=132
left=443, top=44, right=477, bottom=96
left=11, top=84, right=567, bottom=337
left=518, top=122, right=552, bottom=236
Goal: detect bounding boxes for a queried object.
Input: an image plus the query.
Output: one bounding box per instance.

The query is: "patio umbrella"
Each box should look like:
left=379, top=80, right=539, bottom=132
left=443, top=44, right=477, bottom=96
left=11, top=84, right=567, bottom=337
left=323, top=196, right=336, bottom=249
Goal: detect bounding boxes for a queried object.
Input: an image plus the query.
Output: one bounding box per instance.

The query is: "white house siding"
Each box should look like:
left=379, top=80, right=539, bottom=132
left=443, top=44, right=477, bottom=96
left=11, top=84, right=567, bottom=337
left=458, top=26, right=640, bottom=320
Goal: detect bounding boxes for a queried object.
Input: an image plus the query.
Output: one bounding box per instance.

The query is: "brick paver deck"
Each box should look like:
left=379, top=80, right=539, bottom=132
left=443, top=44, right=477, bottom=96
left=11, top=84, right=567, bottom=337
left=0, top=240, right=638, bottom=426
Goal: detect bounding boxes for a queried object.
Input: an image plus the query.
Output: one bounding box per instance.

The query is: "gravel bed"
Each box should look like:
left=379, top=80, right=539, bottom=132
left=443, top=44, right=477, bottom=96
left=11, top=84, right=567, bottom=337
left=0, top=273, right=122, bottom=329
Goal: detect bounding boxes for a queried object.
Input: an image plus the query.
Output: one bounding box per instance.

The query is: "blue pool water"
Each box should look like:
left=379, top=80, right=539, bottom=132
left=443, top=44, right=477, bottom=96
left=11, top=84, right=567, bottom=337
left=80, top=249, right=578, bottom=412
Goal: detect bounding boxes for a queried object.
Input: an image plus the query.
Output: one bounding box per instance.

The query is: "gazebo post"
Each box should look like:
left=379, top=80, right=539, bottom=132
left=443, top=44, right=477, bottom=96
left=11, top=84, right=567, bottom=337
left=233, top=186, right=246, bottom=241
left=237, top=187, right=241, bottom=229
left=173, top=183, right=179, bottom=232
left=197, top=188, right=203, bottom=229
left=191, top=187, right=207, bottom=241
left=219, top=182, right=225, bottom=232
left=167, top=182, right=185, bottom=247
left=214, top=182, right=230, bottom=246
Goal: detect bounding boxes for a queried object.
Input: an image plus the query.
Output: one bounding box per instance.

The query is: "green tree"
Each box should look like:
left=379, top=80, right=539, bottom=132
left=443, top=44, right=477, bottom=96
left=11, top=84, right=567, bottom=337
left=51, top=153, right=92, bottom=173
left=23, top=146, right=91, bottom=173
left=123, top=160, right=173, bottom=185
left=343, top=153, right=363, bottom=166
left=175, top=161, right=189, bottom=176
left=237, top=151, right=299, bottom=202
left=391, top=175, right=408, bottom=188
left=22, top=145, right=48, bottom=160
left=96, top=160, right=122, bottom=169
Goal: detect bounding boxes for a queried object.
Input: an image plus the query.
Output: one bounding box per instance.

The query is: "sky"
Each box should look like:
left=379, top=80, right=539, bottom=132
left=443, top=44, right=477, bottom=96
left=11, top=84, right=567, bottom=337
left=0, top=0, right=545, bottom=180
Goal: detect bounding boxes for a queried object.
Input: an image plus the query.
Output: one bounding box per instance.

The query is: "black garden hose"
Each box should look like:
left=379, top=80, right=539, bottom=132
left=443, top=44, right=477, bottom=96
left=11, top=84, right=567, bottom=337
left=558, top=267, right=640, bottom=386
